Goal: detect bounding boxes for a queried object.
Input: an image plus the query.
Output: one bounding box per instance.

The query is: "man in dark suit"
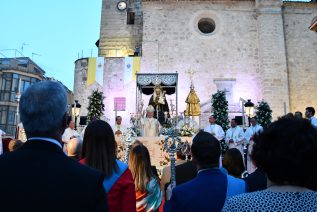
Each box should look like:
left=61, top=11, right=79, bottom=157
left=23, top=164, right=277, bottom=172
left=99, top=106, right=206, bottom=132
left=175, top=160, right=197, bottom=186
left=0, top=81, right=108, bottom=211
left=243, top=168, right=267, bottom=192
left=164, top=131, right=246, bottom=212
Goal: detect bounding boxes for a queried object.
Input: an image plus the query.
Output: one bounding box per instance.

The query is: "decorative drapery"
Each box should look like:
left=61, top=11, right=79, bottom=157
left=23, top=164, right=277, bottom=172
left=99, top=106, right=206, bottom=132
left=137, top=74, right=177, bottom=86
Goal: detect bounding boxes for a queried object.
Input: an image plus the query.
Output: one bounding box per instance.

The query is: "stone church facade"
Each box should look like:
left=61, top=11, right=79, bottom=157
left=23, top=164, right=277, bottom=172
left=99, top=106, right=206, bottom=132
left=74, top=0, right=317, bottom=125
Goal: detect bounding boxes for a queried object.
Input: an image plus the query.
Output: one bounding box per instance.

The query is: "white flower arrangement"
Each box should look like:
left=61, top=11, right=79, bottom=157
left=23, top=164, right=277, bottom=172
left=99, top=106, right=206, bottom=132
left=179, top=124, right=195, bottom=137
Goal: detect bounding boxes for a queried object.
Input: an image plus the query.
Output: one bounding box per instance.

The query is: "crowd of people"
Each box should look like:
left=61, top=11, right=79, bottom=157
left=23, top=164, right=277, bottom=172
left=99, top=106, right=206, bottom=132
left=0, top=80, right=317, bottom=211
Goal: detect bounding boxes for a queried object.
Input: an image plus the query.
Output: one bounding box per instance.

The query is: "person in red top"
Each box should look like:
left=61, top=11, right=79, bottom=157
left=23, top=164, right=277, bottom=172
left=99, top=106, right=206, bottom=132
left=80, top=120, right=136, bottom=212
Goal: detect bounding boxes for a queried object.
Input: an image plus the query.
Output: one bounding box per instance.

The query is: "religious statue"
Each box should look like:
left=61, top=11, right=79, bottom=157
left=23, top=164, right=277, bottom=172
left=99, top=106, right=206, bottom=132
left=185, top=85, right=201, bottom=116
left=148, top=85, right=169, bottom=125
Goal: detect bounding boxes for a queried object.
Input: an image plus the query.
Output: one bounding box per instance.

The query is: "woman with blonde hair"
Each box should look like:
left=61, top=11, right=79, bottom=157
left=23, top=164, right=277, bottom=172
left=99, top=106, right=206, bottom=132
left=129, top=144, right=162, bottom=212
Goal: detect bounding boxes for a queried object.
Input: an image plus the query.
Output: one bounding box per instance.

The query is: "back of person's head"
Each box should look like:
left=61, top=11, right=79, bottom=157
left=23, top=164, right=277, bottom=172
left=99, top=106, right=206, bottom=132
left=82, top=120, right=118, bottom=178
left=128, top=144, right=153, bottom=192
left=285, top=113, right=294, bottom=119
left=191, top=131, right=220, bottom=169
left=176, top=150, right=187, bottom=161
left=252, top=117, right=317, bottom=190
left=306, top=107, right=315, bottom=116
left=19, top=81, right=67, bottom=138
left=176, top=141, right=191, bottom=160
left=294, top=111, right=302, bottom=119
left=223, top=148, right=245, bottom=178
left=67, top=138, right=82, bottom=160
left=8, top=139, right=24, bottom=152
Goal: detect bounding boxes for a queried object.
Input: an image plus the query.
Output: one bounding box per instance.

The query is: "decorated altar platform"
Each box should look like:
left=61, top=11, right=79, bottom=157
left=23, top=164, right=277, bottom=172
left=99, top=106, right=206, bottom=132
left=115, top=136, right=193, bottom=168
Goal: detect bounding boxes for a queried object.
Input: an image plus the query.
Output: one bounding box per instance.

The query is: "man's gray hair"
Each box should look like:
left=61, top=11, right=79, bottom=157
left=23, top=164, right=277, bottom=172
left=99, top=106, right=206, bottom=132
left=20, top=81, right=68, bottom=135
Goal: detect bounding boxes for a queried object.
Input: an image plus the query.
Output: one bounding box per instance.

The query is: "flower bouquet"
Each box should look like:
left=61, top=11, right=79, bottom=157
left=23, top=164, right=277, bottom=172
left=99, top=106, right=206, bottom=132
left=179, top=124, right=195, bottom=137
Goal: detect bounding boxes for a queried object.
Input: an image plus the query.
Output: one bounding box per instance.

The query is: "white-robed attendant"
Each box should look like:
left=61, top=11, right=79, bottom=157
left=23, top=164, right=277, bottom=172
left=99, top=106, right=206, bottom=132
left=204, top=115, right=225, bottom=141
left=141, top=105, right=161, bottom=137
left=62, top=120, right=82, bottom=153
left=245, top=117, right=263, bottom=174
left=225, top=118, right=246, bottom=156
left=111, top=116, right=127, bottom=136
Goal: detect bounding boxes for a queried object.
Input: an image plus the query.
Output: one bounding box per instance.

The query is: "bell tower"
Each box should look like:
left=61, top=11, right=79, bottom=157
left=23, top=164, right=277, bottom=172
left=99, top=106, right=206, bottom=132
left=98, top=0, right=143, bottom=57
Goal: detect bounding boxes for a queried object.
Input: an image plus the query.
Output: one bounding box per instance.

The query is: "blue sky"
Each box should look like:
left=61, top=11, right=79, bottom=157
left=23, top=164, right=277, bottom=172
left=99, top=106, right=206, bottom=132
left=0, top=0, right=311, bottom=90
left=0, top=0, right=102, bottom=90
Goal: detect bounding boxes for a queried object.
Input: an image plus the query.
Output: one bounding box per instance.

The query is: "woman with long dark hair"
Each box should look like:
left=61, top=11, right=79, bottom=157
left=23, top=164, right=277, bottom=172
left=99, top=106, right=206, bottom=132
left=80, top=120, right=136, bottom=212
left=223, top=148, right=246, bottom=178
left=128, top=144, right=162, bottom=212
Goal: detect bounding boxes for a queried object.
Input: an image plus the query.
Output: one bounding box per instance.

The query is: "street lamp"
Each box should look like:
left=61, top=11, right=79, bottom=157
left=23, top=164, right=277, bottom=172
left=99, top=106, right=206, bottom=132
left=72, top=100, right=81, bottom=130
left=244, top=99, right=254, bottom=127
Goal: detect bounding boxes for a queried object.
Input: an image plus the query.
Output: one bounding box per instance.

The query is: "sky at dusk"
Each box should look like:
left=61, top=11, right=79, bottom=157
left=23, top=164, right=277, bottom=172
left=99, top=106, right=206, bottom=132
left=0, top=0, right=102, bottom=90
left=0, top=0, right=311, bottom=90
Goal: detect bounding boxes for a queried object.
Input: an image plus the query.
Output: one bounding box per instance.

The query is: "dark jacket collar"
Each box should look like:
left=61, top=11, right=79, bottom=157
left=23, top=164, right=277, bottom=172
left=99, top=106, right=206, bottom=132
left=20, top=139, right=64, bottom=154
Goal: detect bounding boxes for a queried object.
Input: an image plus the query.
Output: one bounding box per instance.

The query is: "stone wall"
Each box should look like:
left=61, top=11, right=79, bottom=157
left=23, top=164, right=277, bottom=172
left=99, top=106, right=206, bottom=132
left=73, top=58, right=103, bottom=121
left=99, top=0, right=143, bottom=57
left=255, top=0, right=290, bottom=118
left=141, top=1, right=262, bottom=119
left=283, top=2, right=317, bottom=113
left=74, top=0, right=317, bottom=127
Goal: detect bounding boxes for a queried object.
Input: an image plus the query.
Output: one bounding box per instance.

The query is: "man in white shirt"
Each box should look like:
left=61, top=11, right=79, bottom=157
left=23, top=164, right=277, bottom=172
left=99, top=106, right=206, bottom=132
left=225, top=118, right=246, bottom=156
left=204, top=115, right=225, bottom=141
left=245, top=117, right=263, bottom=174
left=0, top=129, right=6, bottom=155
left=141, top=105, right=160, bottom=137
left=62, top=120, right=82, bottom=152
left=112, top=116, right=127, bottom=136
left=305, top=107, right=317, bottom=128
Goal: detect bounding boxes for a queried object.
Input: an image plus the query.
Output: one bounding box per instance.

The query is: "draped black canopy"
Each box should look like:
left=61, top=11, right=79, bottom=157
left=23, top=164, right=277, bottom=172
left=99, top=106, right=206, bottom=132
left=136, top=73, right=178, bottom=114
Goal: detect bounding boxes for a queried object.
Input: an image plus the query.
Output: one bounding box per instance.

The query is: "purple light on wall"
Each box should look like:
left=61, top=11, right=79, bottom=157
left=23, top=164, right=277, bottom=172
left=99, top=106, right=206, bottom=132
left=114, top=97, right=126, bottom=111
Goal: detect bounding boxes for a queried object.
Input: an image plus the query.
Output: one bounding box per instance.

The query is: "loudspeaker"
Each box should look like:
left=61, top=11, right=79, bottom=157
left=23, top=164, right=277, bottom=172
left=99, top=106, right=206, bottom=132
left=235, top=116, right=243, bottom=125
left=79, top=116, right=87, bottom=126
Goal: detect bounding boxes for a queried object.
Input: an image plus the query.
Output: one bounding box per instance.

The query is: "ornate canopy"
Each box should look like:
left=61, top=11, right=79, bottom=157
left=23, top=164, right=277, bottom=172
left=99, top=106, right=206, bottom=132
left=136, top=73, right=178, bottom=115
left=136, top=73, right=178, bottom=95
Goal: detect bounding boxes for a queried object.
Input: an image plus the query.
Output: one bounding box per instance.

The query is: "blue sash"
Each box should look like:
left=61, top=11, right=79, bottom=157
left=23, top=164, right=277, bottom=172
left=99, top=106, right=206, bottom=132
left=226, top=174, right=246, bottom=198
left=103, top=160, right=128, bottom=193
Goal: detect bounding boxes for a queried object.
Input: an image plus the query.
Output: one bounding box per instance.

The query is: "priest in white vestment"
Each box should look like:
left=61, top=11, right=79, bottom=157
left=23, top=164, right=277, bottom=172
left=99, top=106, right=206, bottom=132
left=204, top=115, right=225, bottom=141
left=112, top=116, right=127, bottom=136
left=225, top=118, right=246, bottom=156
left=141, top=105, right=160, bottom=137
left=245, top=117, right=263, bottom=174
left=62, top=120, right=82, bottom=153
